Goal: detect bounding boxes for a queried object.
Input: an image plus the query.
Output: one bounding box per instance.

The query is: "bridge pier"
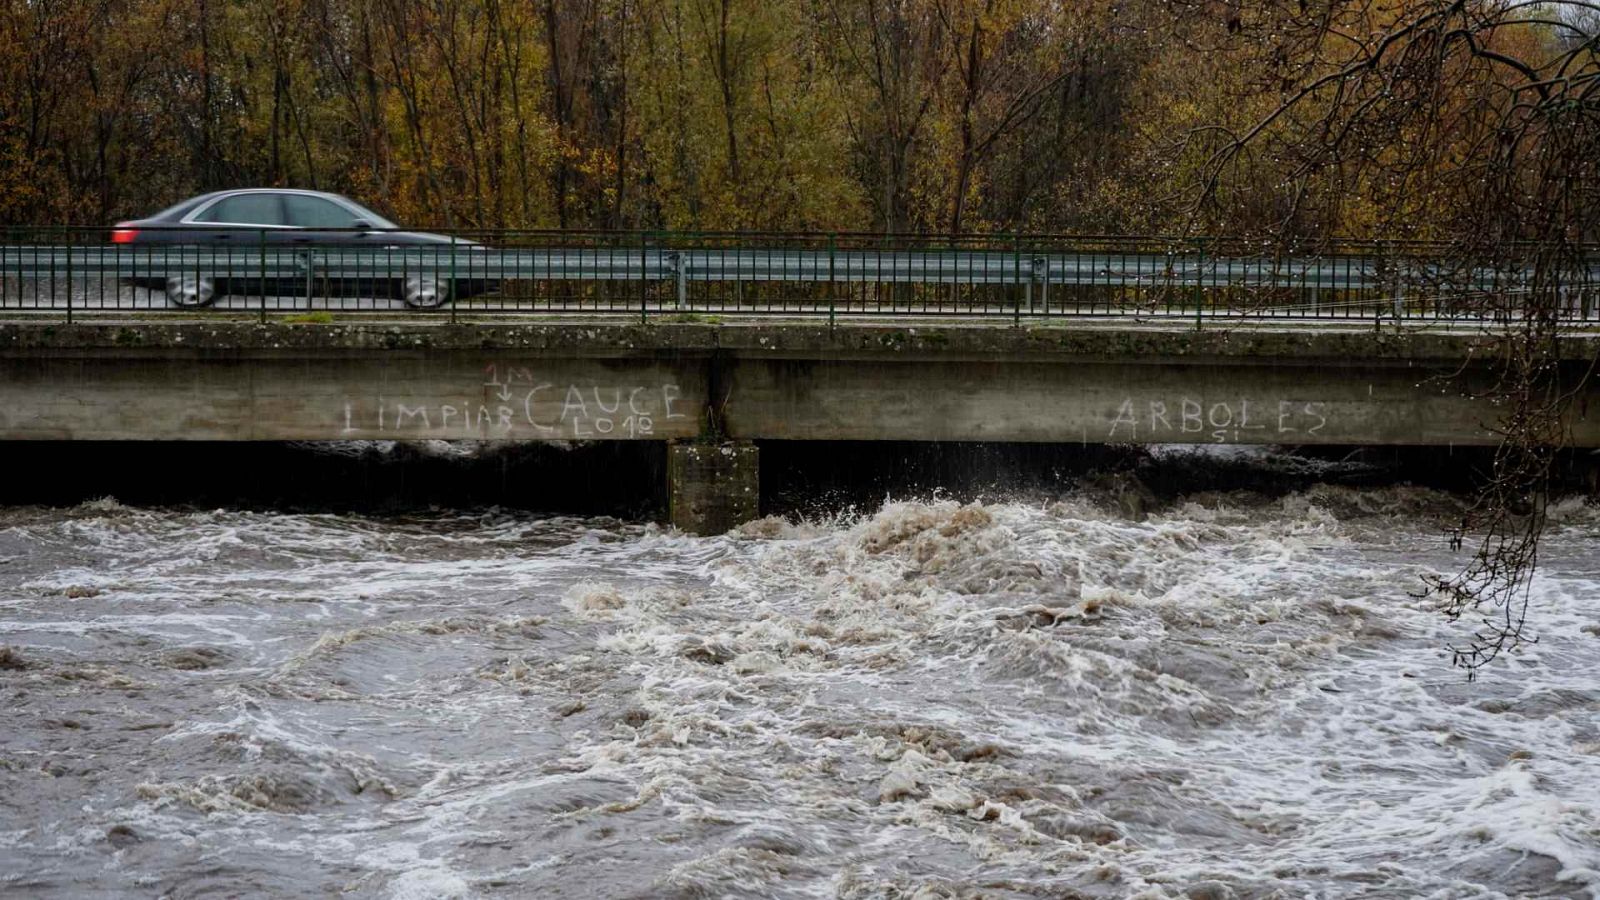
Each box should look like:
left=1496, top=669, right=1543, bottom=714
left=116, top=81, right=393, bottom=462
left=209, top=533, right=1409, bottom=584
left=667, top=440, right=759, bottom=535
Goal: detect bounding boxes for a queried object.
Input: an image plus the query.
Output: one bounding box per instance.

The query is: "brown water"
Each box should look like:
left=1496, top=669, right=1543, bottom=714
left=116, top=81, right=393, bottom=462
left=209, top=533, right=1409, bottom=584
left=1, top=488, right=1598, bottom=898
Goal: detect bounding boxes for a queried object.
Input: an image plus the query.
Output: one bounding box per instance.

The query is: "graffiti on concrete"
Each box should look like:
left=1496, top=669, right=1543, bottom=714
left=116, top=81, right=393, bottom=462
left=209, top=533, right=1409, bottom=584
left=341, top=363, right=691, bottom=438
left=1106, top=397, right=1327, bottom=442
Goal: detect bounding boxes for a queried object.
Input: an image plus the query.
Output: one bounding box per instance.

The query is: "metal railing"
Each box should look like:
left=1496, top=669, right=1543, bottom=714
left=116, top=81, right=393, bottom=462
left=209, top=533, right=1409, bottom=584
left=1, top=227, right=1595, bottom=324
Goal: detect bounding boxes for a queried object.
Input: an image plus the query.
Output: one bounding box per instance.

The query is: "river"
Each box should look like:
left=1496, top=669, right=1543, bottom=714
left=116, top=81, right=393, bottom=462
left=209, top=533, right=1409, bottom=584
left=1, top=474, right=1597, bottom=897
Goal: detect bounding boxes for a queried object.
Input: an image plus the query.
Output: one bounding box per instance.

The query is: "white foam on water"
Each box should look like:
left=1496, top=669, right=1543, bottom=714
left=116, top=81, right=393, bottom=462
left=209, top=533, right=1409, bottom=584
left=1, top=493, right=1597, bottom=897
left=388, top=867, right=473, bottom=900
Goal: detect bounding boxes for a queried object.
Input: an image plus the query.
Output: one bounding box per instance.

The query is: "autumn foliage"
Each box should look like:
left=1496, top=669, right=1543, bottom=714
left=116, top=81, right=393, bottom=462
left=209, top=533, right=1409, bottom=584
left=0, top=0, right=1584, bottom=236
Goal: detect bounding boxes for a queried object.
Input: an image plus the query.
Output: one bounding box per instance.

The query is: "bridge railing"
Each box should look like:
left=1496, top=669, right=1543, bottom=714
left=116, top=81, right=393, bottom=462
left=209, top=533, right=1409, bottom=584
left=0, top=227, right=1593, bottom=322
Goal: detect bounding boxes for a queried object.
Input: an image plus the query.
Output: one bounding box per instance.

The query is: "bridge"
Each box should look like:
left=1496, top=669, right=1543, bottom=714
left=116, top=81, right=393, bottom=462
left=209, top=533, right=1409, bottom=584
left=3, top=318, right=1598, bottom=532
left=2, top=231, right=1597, bottom=531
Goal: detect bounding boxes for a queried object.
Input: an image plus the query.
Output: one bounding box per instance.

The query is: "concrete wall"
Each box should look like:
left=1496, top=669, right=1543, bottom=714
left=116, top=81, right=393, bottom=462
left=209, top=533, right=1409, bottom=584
left=0, top=354, right=706, bottom=442
left=726, top=358, right=1505, bottom=445
left=2, top=321, right=1597, bottom=446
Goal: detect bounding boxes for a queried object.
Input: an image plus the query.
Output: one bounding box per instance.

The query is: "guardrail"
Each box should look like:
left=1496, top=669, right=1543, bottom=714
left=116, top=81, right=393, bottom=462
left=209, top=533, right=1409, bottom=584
left=1, top=228, right=1594, bottom=324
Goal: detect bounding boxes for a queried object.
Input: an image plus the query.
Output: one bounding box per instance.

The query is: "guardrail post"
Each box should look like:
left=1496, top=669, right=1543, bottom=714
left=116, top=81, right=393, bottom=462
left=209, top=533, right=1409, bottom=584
left=1039, top=254, right=1050, bottom=317
left=675, top=249, right=688, bottom=310
left=11, top=236, right=20, bottom=309
left=1310, top=250, right=1321, bottom=315
left=639, top=231, right=649, bottom=323
left=1024, top=254, right=1034, bottom=315
left=1012, top=233, right=1021, bottom=327
left=828, top=232, right=837, bottom=330
left=259, top=229, right=268, bottom=324
left=1380, top=241, right=1396, bottom=322
left=679, top=250, right=689, bottom=310
left=303, top=250, right=314, bottom=310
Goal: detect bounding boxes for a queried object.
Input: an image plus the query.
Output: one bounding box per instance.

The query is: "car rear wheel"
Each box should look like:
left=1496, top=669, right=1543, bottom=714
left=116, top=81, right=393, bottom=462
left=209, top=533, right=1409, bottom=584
left=402, top=275, right=450, bottom=309
left=165, top=274, right=217, bottom=308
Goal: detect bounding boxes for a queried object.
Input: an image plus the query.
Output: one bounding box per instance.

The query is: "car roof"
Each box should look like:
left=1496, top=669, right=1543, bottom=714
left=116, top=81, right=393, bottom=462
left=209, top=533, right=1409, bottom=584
left=148, top=188, right=355, bottom=221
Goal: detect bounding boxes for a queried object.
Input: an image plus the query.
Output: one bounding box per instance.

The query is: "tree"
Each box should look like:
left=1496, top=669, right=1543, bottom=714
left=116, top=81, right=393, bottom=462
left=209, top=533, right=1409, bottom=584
left=632, top=0, right=861, bottom=229
left=1178, top=0, right=1600, bottom=676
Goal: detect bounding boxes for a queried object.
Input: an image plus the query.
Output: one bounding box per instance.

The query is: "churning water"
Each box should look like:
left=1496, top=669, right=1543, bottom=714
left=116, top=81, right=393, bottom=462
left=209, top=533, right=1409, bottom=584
left=1, top=481, right=1598, bottom=898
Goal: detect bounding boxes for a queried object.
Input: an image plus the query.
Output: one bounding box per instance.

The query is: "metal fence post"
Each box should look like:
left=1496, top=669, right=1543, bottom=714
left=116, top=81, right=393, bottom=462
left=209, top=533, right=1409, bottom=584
left=1193, top=238, right=1205, bottom=331
left=1012, top=233, right=1022, bottom=327
left=828, top=232, right=837, bottom=330
left=259, top=229, right=268, bottom=324
left=46, top=232, right=55, bottom=313
left=450, top=234, right=458, bottom=324
left=1024, top=255, right=1034, bottom=315
left=1040, top=252, right=1050, bottom=317
left=639, top=230, right=649, bottom=323
left=1394, top=263, right=1406, bottom=323
left=64, top=240, right=72, bottom=324
left=676, top=247, right=688, bottom=310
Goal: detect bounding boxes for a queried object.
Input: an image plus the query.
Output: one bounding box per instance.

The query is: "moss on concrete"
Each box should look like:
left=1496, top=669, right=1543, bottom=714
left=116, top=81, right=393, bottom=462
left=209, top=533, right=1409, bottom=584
left=0, top=318, right=1592, bottom=363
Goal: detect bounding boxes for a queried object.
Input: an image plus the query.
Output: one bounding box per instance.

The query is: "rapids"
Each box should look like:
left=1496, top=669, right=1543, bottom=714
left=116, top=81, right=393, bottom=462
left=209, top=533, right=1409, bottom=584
left=1, top=486, right=1597, bottom=898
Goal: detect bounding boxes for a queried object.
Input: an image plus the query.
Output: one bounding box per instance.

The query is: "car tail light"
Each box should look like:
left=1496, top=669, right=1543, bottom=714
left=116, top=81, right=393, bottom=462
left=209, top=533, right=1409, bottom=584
left=110, top=226, right=138, bottom=243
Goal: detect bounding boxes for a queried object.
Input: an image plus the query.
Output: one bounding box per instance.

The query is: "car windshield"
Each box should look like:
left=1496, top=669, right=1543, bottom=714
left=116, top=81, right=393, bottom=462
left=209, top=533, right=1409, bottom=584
left=338, top=198, right=399, bottom=230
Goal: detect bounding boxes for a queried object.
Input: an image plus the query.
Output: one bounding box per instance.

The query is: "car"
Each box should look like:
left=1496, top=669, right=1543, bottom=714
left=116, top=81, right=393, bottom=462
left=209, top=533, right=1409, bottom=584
left=109, top=189, right=494, bottom=309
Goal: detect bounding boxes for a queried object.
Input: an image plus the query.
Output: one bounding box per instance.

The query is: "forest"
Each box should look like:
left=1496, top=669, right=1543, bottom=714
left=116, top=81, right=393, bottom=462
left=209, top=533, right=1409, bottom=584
left=0, top=0, right=1592, bottom=237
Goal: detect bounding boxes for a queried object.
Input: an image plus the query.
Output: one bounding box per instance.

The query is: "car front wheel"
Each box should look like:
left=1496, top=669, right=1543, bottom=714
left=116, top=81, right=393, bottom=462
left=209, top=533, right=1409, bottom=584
left=165, top=274, right=217, bottom=308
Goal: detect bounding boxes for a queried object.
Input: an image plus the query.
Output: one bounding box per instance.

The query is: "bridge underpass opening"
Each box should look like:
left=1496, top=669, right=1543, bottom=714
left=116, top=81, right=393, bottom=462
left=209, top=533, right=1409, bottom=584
left=0, top=439, right=1550, bottom=525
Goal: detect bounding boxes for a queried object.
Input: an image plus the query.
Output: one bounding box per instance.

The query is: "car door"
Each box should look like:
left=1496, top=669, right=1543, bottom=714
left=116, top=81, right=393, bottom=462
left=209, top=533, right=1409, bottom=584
left=181, top=192, right=300, bottom=296
left=282, top=194, right=386, bottom=298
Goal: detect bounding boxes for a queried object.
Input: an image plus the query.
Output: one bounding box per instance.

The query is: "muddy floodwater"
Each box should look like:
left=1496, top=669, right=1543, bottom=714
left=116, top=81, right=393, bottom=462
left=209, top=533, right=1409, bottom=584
left=2, top=485, right=1598, bottom=898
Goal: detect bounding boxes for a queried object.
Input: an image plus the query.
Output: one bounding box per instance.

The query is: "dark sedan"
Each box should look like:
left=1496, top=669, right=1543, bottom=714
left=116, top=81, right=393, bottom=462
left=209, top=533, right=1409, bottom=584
left=111, top=189, right=493, bottom=308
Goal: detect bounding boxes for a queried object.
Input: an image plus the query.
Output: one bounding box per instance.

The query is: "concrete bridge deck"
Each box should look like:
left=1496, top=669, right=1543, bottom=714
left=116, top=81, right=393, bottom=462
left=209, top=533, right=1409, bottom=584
left=3, top=318, right=1596, bottom=530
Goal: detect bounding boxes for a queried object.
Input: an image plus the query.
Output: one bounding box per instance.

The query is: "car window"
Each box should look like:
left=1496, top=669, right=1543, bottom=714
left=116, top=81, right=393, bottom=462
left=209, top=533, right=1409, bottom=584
left=284, top=195, right=362, bottom=228
left=193, top=194, right=285, bottom=225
